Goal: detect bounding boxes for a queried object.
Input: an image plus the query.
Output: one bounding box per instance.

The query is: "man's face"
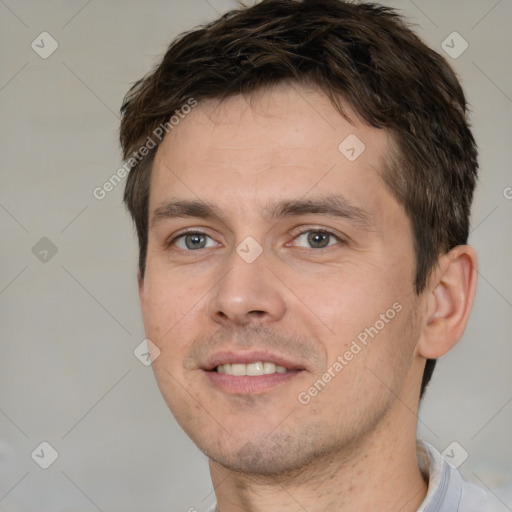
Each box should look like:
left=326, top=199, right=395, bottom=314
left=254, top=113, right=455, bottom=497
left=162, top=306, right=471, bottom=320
left=140, top=85, right=424, bottom=474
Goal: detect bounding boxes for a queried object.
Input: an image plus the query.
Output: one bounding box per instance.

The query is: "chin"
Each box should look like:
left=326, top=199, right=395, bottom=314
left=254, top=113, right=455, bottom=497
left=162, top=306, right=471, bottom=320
left=199, top=428, right=338, bottom=477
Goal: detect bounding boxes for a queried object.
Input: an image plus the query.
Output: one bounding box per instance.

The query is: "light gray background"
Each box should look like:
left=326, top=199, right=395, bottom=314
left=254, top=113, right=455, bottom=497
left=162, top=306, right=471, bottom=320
left=1, top=0, right=511, bottom=511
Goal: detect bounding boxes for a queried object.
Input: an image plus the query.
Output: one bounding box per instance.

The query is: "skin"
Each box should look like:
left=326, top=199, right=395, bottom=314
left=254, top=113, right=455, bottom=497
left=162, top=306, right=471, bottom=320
left=138, top=83, right=477, bottom=511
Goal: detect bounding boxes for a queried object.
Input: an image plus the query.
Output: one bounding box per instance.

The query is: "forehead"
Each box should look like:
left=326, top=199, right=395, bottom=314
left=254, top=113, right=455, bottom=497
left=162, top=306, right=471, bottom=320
left=149, top=83, right=397, bottom=225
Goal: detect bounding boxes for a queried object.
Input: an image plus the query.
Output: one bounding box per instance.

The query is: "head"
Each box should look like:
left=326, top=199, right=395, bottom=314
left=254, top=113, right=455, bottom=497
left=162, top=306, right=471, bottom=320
left=120, top=0, right=478, bottom=475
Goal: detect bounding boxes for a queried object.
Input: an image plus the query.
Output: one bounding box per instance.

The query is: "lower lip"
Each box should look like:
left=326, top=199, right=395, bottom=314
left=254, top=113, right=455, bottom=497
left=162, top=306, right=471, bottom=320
left=203, top=370, right=301, bottom=394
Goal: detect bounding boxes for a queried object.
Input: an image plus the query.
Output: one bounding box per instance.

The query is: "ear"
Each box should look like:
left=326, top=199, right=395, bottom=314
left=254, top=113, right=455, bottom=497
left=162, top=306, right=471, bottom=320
left=417, top=245, right=478, bottom=359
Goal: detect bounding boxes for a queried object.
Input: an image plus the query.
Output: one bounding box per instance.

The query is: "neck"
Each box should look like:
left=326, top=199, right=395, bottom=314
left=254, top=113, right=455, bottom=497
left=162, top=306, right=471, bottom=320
left=209, top=402, right=428, bottom=512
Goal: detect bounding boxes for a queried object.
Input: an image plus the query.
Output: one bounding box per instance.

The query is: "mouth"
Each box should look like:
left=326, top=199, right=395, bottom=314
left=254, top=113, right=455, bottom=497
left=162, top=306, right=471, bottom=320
left=216, top=361, right=289, bottom=376
left=201, top=352, right=306, bottom=394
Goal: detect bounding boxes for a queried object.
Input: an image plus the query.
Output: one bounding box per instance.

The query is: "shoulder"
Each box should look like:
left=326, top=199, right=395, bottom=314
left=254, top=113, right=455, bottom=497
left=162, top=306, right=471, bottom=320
left=417, top=439, right=510, bottom=512
left=459, top=479, right=510, bottom=512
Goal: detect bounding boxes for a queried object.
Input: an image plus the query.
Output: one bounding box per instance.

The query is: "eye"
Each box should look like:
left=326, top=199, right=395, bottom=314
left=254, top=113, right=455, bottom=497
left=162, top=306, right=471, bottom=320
left=173, top=232, right=218, bottom=250
left=293, top=230, right=341, bottom=249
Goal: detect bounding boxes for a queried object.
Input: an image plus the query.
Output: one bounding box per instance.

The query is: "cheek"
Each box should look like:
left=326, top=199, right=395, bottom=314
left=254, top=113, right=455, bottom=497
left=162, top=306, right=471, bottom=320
left=308, top=303, right=418, bottom=427
left=142, top=265, right=203, bottom=322
left=295, top=261, right=404, bottom=336
left=140, top=273, right=206, bottom=367
left=358, top=302, right=420, bottom=406
left=297, top=256, right=415, bottom=388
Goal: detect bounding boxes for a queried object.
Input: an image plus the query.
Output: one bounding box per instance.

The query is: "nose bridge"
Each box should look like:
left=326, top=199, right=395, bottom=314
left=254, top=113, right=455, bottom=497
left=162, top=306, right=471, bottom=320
left=207, top=241, right=286, bottom=325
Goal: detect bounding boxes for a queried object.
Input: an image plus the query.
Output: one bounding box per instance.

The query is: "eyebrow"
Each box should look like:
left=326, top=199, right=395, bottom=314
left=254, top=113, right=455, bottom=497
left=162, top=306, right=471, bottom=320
left=150, top=194, right=375, bottom=231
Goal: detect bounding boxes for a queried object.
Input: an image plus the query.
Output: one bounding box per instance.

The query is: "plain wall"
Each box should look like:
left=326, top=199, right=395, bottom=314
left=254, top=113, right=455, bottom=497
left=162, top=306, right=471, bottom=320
left=1, top=1, right=511, bottom=510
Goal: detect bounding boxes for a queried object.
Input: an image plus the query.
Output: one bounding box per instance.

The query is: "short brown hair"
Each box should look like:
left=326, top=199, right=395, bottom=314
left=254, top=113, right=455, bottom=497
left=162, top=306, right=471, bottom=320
left=120, top=0, right=478, bottom=398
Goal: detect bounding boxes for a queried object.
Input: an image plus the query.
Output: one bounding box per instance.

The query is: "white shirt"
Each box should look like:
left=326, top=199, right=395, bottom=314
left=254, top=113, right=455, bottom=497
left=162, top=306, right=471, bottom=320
left=416, top=440, right=507, bottom=511
left=207, top=439, right=508, bottom=511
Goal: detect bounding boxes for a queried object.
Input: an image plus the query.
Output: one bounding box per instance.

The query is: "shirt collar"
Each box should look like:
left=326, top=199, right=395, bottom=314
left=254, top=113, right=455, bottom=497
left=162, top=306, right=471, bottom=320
left=207, top=439, right=463, bottom=512
left=416, top=439, right=463, bottom=512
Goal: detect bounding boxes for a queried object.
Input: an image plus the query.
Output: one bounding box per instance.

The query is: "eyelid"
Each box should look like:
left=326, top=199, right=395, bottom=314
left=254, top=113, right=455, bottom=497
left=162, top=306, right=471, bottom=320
left=165, top=228, right=219, bottom=249
left=165, top=226, right=346, bottom=250
left=287, top=226, right=346, bottom=246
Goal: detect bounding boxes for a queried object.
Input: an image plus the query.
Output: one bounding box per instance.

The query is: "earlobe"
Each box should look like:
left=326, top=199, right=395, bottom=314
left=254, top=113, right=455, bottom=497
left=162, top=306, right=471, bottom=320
left=418, top=245, right=478, bottom=359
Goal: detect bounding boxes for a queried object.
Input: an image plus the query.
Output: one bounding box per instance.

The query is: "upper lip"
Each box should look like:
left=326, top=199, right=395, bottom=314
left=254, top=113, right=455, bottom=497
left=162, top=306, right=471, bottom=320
left=201, top=350, right=306, bottom=371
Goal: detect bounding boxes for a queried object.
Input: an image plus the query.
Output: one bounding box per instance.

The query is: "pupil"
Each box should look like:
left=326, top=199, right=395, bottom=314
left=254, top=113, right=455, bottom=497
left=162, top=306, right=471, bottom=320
left=308, top=232, right=329, bottom=248
left=186, top=234, right=206, bottom=249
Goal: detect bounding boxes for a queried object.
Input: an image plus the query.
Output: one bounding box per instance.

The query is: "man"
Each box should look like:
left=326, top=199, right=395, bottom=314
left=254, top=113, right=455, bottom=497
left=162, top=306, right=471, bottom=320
left=119, top=1, right=505, bottom=510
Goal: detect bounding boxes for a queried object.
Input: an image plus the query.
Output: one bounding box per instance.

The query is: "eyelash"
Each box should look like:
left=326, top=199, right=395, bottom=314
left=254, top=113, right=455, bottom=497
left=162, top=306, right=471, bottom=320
left=288, top=229, right=342, bottom=249
left=166, top=228, right=344, bottom=251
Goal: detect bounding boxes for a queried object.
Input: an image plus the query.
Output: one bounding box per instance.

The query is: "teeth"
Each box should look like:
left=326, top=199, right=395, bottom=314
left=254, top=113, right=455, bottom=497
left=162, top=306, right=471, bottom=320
left=247, top=362, right=264, bottom=376
left=216, top=361, right=288, bottom=376
left=263, top=362, right=275, bottom=374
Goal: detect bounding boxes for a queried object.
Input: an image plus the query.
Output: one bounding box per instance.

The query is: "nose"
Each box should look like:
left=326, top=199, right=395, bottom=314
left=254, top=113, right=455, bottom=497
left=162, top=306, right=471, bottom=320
left=207, top=245, right=287, bottom=327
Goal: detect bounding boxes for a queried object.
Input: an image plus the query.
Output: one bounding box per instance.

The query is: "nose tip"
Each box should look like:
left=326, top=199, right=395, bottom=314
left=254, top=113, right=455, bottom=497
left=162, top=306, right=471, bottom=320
left=207, top=255, right=287, bottom=327
left=212, top=307, right=268, bottom=325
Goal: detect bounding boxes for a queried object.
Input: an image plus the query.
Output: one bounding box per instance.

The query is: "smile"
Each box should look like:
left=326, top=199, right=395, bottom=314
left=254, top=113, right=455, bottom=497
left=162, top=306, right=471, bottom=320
left=201, top=350, right=306, bottom=394
left=216, top=362, right=289, bottom=376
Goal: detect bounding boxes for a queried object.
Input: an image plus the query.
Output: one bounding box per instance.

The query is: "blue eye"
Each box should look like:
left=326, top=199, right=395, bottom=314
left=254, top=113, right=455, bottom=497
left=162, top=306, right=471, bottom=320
left=294, top=230, right=339, bottom=248
left=174, top=232, right=217, bottom=250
